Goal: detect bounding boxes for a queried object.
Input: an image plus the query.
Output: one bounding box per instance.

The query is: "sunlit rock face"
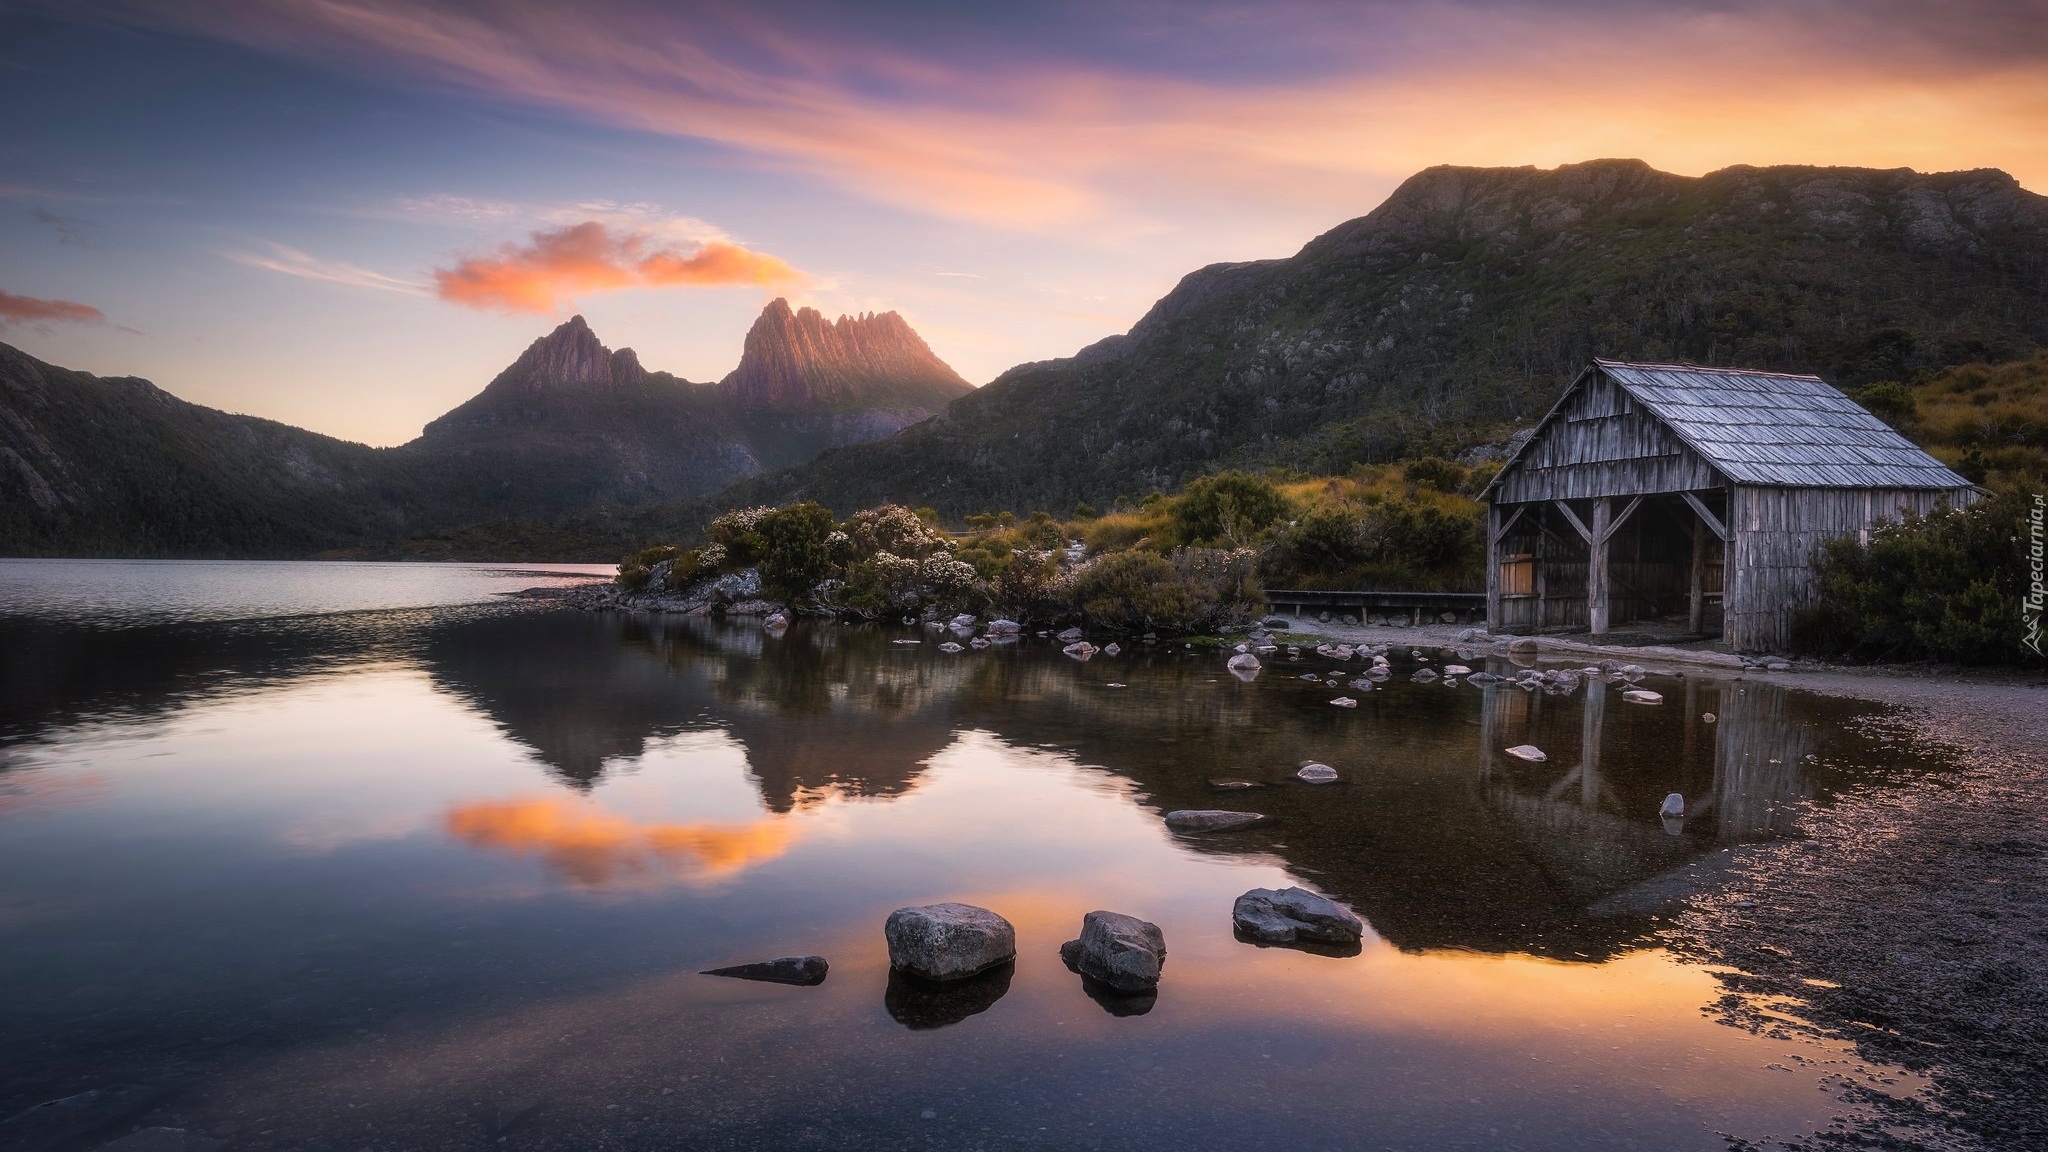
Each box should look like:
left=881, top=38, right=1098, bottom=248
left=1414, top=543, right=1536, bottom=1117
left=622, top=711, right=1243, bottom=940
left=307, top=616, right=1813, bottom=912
left=719, top=298, right=971, bottom=412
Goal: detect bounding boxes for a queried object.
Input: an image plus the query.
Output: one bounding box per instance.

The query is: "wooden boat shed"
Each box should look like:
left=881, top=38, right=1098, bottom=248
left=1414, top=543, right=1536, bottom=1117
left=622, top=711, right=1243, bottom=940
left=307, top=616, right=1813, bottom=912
left=1481, top=359, right=1977, bottom=653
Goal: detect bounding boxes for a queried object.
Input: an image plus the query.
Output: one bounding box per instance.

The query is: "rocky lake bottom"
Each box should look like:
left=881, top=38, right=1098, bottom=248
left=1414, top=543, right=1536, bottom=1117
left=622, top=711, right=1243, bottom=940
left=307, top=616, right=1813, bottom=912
left=0, top=560, right=1979, bottom=1151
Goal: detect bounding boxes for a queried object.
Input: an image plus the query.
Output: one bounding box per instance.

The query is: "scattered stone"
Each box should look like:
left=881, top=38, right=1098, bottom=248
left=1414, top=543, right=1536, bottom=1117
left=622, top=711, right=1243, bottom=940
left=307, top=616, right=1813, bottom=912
left=1232, top=887, right=1364, bottom=945
left=1063, top=641, right=1098, bottom=660
left=1296, top=762, right=1340, bottom=783
left=884, top=904, right=1017, bottom=982
left=1702, top=712, right=1717, bottom=723
left=1467, top=672, right=1501, bottom=684
left=1262, top=616, right=1290, bottom=628
left=1103, top=642, right=1121, bottom=656
left=701, top=956, right=829, bottom=986
left=968, top=636, right=992, bottom=649
left=892, top=638, right=921, bottom=645
left=1458, top=628, right=1477, bottom=642
left=1411, top=668, right=1439, bottom=683
left=1207, top=778, right=1267, bottom=790
left=950, top=613, right=978, bottom=630
left=1104, top=682, right=1127, bottom=689
left=986, top=619, right=1022, bottom=635
left=1620, top=664, right=1647, bottom=680
left=1057, top=627, right=1085, bottom=643
left=937, top=641, right=964, bottom=653
left=1341, top=614, right=1360, bottom=625
left=1660, top=793, right=1686, bottom=818
left=1439, top=611, right=1458, bottom=623
left=1348, top=679, right=1375, bottom=692
left=1505, top=744, right=1548, bottom=762
left=763, top=611, right=790, bottom=632
left=1509, top=638, right=1539, bottom=654
left=1622, top=689, right=1664, bottom=705
left=1165, top=810, right=1265, bottom=833
left=1766, top=661, right=1792, bottom=672
left=1444, top=664, right=1471, bottom=676
left=1299, top=672, right=1321, bottom=681
left=1330, top=697, right=1358, bottom=708
left=1059, top=910, right=1167, bottom=993
left=1227, top=653, right=1262, bottom=674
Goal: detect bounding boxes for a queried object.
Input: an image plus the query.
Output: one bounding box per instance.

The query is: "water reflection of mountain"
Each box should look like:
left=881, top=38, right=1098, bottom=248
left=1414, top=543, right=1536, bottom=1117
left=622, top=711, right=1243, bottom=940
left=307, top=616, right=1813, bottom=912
left=949, top=655, right=1876, bottom=961
left=418, top=615, right=961, bottom=807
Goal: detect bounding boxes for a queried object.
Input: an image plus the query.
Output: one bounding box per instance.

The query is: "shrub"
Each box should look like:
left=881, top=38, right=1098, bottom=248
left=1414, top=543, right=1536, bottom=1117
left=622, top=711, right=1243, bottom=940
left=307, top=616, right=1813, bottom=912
left=709, top=505, right=776, bottom=566
left=756, top=502, right=836, bottom=600
left=616, top=544, right=679, bottom=589
left=1402, top=457, right=1467, bottom=493
left=1058, top=547, right=1261, bottom=633
left=1170, top=470, right=1291, bottom=546
left=844, top=504, right=950, bottom=560
left=1857, top=380, right=1916, bottom=426
left=1792, top=489, right=2034, bottom=664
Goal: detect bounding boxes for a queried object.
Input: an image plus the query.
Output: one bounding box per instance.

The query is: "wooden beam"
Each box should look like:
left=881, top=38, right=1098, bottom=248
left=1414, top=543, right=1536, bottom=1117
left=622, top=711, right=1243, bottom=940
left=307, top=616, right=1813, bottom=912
left=1490, top=502, right=1527, bottom=544
left=1688, top=518, right=1708, bottom=634
left=1552, top=500, right=1593, bottom=543
left=1681, top=490, right=1729, bottom=541
left=1602, top=495, right=1645, bottom=542
left=1485, top=503, right=1501, bottom=630
left=1588, top=496, right=1611, bottom=635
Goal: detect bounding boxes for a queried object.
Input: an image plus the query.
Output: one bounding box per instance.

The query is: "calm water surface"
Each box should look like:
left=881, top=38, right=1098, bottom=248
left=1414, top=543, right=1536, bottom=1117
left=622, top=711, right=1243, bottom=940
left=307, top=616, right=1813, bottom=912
left=0, top=561, right=1931, bottom=1151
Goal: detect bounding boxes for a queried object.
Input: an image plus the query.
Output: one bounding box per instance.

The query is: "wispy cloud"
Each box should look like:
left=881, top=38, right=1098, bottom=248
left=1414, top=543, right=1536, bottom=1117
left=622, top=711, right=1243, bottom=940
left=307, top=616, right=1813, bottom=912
left=74, top=0, right=2048, bottom=234
left=432, top=220, right=803, bottom=312
left=0, top=289, right=109, bottom=330
left=30, top=208, right=95, bottom=247
left=224, top=240, right=431, bottom=296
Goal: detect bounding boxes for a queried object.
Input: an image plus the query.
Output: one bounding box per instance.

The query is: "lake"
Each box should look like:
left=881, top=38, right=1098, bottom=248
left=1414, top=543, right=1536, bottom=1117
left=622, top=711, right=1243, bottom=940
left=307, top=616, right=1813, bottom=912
left=0, top=560, right=1930, bottom=1151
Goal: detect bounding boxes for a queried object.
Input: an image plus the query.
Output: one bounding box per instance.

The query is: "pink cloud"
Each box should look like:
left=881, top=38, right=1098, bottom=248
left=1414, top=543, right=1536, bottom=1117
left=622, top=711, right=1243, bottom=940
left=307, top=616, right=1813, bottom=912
left=433, top=221, right=803, bottom=312
left=0, top=290, right=107, bottom=328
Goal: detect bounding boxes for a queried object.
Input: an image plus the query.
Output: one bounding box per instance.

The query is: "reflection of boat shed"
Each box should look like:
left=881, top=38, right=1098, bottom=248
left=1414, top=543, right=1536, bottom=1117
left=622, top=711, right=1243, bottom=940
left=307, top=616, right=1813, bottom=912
left=1481, top=360, right=1977, bottom=652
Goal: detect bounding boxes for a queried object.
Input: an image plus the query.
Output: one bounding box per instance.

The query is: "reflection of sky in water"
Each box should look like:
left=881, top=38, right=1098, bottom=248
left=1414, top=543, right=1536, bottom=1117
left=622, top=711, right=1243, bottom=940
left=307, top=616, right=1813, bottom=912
left=0, top=578, right=1935, bottom=1150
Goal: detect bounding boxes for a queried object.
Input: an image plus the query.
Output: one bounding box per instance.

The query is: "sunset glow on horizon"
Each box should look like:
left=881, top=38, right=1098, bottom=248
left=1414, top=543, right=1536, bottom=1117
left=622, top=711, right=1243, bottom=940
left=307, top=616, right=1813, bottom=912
left=4, top=0, right=2044, bottom=444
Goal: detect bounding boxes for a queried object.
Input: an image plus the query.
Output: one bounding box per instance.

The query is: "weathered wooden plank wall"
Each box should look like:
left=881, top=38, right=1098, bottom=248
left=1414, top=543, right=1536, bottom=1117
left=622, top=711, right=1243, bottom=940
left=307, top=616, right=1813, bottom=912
left=1724, top=486, right=1964, bottom=651
left=1494, top=373, right=1720, bottom=503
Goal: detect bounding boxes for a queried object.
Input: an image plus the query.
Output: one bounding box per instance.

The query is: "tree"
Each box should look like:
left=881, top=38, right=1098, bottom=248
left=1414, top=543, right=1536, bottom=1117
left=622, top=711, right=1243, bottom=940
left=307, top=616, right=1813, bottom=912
left=1170, top=470, right=1290, bottom=547
left=757, top=502, right=836, bottom=600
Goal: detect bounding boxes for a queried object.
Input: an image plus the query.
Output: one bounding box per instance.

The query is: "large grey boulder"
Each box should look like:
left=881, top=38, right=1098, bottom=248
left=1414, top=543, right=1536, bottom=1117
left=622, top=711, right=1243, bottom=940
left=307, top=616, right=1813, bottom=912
left=884, top=903, right=1016, bottom=982
left=1059, top=910, right=1167, bottom=993
left=1232, top=887, right=1364, bottom=944
left=1164, top=809, right=1264, bottom=833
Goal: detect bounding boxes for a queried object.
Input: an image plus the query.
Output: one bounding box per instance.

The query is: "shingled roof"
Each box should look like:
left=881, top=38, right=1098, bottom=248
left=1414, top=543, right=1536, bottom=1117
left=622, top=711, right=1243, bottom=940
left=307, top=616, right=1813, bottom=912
left=1498, top=359, right=1973, bottom=491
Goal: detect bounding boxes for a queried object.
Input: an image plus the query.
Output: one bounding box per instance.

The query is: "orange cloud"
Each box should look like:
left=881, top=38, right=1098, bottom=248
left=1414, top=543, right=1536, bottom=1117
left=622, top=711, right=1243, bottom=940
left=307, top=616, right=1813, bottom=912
left=0, top=290, right=106, bottom=328
left=444, top=797, right=795, bottom=888
left=433, top=222, right=803, bottom=312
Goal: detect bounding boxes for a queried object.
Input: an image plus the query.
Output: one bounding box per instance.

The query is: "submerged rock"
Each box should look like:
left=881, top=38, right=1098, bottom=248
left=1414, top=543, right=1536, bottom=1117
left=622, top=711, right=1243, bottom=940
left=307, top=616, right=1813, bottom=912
left=1063, top=641, right=1099, bottom=660
left=1444, top=664, right=1471, bottom=676
left=1207, top=778, right=1266, bottom=790
left=885, top=963, right=1013, bottom=1030
left=1505, top=744, right=1548, bottom=762
left=1057, top=627, right=1085, bottom=643
left=1623, top=689, right=1664, bottom=705
left=1329, top=697, right=1358, bottom=708
left=1411, top=668, right=1439, bottom=683
left=884, top=903, right=1017, bottom=982
left=1103, top=642, right=1121, bottom=656
left=1660, top=792, right=1686, bottom=818
left=701, top=956, right=829, bottom=986
left=937, top=641, right=964, bottom=654
left=1165, top=810, right=1264, bottom=833
left=1059, top=910, right=1167, bottom=993
left=987, top=619, right=1022, bottom=635
left=1232, top=887, right=1364, bottom=945
left=1702, top=712, right=1717, bottom=723
left=1296, top=762, right=1340, bottom=783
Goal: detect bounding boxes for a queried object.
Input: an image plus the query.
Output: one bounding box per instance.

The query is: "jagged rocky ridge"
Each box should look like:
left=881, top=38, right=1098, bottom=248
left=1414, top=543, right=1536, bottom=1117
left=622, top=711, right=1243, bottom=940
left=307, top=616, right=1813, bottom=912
left=0, top=301, right=971, bottom=556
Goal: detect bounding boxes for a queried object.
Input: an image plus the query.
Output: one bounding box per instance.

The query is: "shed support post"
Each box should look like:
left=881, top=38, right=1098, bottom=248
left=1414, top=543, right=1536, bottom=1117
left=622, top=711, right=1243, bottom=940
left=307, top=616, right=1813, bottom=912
left=1485, top=503, right=1501, bottom=629
left=1688, top=519, right=1707, bottom=634
left=1588, top=497, right=1611, bottom=635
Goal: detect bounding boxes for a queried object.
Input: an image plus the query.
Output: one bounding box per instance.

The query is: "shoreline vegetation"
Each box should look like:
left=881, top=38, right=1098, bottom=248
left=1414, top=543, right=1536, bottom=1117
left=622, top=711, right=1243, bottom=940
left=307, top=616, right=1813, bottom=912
left=596, top=464, right=1487, bottom=636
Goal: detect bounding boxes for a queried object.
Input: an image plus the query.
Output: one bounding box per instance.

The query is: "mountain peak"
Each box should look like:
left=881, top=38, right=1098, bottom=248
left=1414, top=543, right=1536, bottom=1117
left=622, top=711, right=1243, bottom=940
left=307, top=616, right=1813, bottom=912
left=482, top=314, right=640, bottom=395
left=719, top=299, right=970, bottom=410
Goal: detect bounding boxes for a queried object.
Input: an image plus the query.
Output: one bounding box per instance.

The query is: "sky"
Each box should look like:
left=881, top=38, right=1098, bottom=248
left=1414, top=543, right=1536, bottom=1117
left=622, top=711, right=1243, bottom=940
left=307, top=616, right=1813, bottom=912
left=3, top=0, right=2045, bottom=447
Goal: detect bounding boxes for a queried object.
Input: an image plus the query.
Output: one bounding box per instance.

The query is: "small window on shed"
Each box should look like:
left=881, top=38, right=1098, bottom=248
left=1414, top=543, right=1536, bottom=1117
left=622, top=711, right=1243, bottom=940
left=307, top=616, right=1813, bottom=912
left=1499, top=553, right=1535, bottom=597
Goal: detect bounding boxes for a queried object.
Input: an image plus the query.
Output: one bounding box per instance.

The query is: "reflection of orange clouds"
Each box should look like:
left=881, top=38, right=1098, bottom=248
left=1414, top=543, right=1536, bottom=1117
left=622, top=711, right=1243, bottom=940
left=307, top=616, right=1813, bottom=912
left=0, top=772, right=108, bottom=817
left=444, top=798, right=794, bottom=887
left=435, top=222, right=803, bottom=312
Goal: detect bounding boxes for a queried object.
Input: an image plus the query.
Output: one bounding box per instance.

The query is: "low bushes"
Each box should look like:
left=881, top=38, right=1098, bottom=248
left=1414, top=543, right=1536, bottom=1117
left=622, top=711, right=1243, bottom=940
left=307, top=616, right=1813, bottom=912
left=1792, top=488, right=2036, bottom=664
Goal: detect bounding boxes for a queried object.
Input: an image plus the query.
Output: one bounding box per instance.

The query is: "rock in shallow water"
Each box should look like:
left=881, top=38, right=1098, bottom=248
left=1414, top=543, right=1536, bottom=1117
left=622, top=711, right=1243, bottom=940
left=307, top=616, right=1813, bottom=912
left=1660, top=792, right=1686, bottom=818
left=1059, top=910, right=1167, bottom=993
left=1505, top=744, right=1548, bottom=762
left=1623, top=689, right=1663, bottom=705
left=1164, top=809, right=1264, bottom=832
left=1232, top=887, right=1364, bottom=945
left=884, top=903, right=1017, bottom=982
left=700, top=955, right=829, bottom=986
left=1296, top=762, right=1339, bottom=783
